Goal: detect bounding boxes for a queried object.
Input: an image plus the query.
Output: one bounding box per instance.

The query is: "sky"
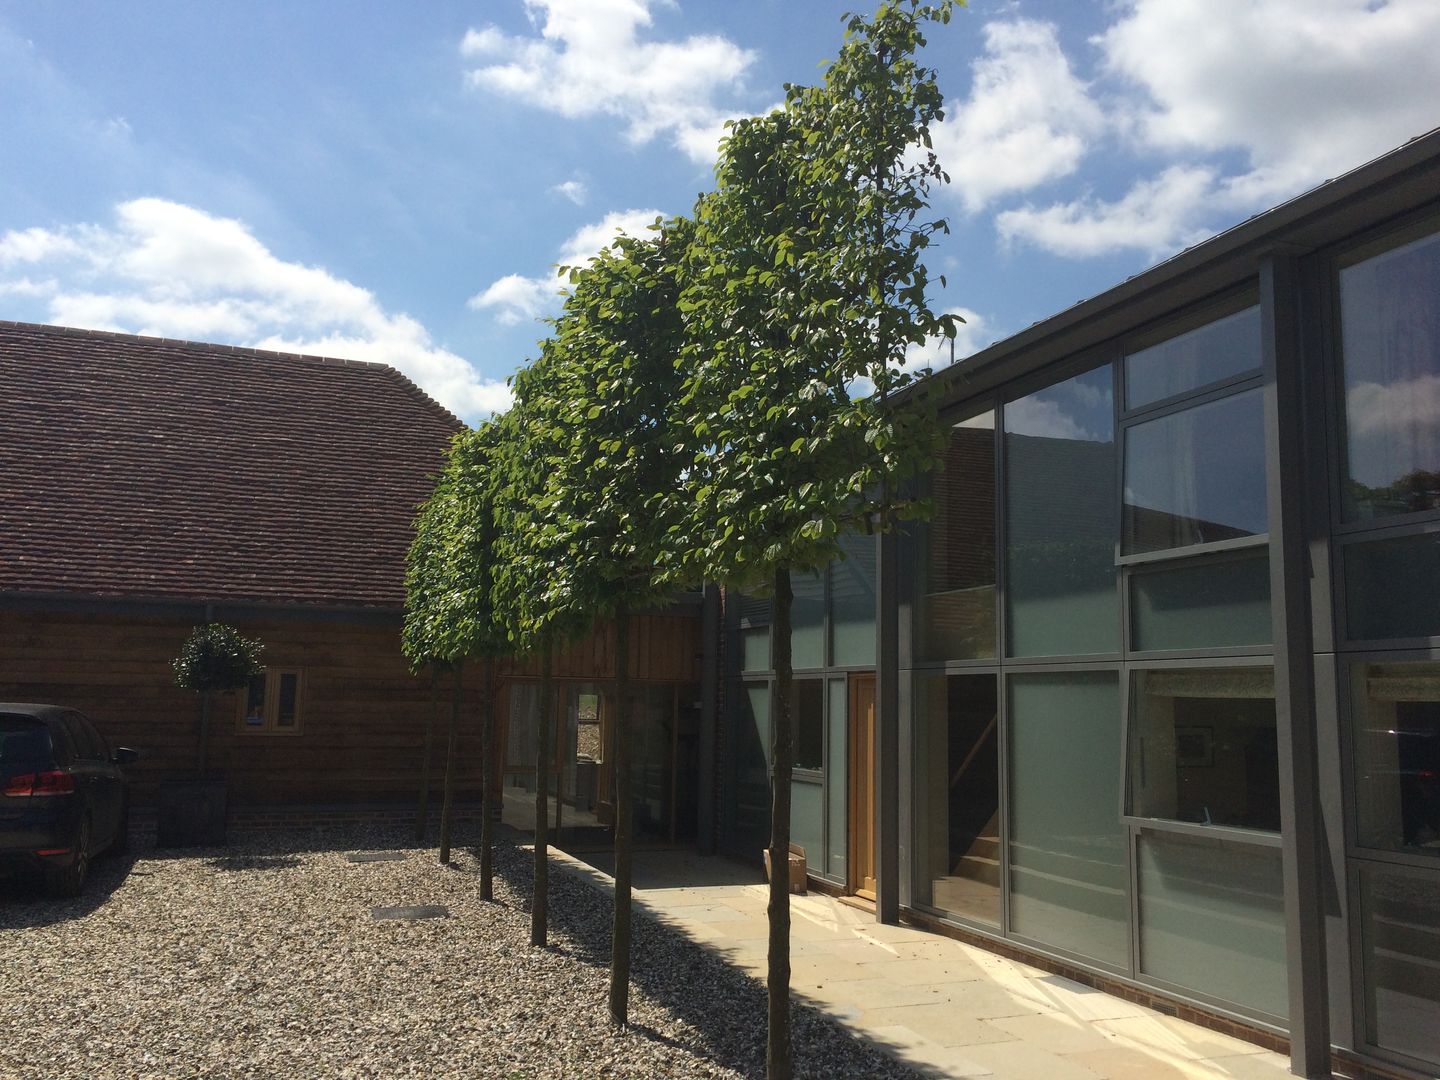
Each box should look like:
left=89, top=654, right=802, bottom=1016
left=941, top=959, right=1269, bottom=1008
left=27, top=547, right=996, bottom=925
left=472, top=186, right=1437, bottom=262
left=1, top=0, right=1437, bottom=425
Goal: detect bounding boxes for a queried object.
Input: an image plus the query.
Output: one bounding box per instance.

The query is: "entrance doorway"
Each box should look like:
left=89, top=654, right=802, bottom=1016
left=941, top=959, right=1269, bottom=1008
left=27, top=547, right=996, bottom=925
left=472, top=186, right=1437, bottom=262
left=849, top=673, right=877, bottom=898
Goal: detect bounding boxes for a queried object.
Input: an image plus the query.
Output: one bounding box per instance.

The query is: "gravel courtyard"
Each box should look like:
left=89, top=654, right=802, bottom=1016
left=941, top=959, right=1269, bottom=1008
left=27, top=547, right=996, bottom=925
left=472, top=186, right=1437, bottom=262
left=0, top=828, right=922, bottom=1080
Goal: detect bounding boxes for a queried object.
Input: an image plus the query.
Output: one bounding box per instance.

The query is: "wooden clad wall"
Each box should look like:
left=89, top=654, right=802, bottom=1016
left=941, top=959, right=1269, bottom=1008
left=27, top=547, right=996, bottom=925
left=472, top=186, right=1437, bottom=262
left=0, top=610, right=485, bottom=808
left=501, top=613, right=699, bottom=682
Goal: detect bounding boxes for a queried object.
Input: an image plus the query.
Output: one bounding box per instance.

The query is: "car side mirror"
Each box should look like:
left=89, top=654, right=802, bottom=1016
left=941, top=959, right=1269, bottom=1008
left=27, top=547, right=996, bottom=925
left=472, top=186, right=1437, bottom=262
left=113, top=747, right=140, bottom=765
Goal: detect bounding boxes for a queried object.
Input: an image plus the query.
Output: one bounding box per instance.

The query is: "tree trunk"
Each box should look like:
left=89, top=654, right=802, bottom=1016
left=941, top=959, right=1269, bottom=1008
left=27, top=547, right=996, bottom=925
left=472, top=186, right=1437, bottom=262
left=479, top=659, right=497, bottom=902
left=416, top=666, right=440, bottom=842
left=767, top=566, right=795, bottom=1080
left=439, top=663, right=463, bottom=864
left=531, top=642, right=553, bottom=947
left=609, top=603, right=633, bottom=1026
left=197, top=690, right=212, bottom=778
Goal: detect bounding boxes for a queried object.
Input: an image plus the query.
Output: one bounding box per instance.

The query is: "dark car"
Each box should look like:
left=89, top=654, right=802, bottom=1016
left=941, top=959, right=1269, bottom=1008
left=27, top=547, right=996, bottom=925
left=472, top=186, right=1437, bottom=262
left=0, top=704, right=137, bottom=897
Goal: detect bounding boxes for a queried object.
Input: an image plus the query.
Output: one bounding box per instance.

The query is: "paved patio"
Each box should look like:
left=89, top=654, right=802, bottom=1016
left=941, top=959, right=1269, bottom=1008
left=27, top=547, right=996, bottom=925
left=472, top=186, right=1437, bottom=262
left=560, top=849, right=1296, bottom=1080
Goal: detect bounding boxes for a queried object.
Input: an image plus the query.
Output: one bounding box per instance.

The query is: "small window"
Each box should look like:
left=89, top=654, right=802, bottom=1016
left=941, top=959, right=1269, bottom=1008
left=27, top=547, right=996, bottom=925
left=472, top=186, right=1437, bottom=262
left=236, top=668, right=304, bottom=735
left=1128, top=667, right=1279, bottom=832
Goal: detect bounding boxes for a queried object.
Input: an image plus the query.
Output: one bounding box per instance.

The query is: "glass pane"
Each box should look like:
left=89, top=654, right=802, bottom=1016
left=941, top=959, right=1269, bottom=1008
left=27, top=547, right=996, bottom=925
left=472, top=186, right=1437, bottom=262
left=1344, top=531, right=1440, bottom=641
left=1138, top=831, right=1287, bottom=1017
left=791, top=777, right=823, bottom=877
left=242, top=674, right=266, bottom=727
left=505, top=683, right=539, bottom=769
left=1130, top=555, right=1272, bottom=652
left=728, top=683, right=771, bottom=850
left=1359, top=864, right=1440, bottom=1068
left=922, top=412, right=996, bottom=661
left=1009, top=672, right=1128, bottom=965
left=740, top=627, right=770, bottom=672
left=792, top=569, right=826, bottom=670
left=792, top=678, right=824, bottom=770
left=1123, top=389, right=1268, bottom=554
left=831, top=532, right=877, bottom=668
left=1339, top=229, right=1440, bottom=521
left=826, top=678, right=847, bottom=881
left=915, top=674, right=1000, bottom=927
left=558, top=683, right=606, bottom=832
left=631, top=685, right=672, bottom=840
left=1351, top=662, right=1440, bottom=856
left=276, top=673, right=298, bottom=727
left=1125, top=306, right=1262, bottom=410
left=1129, top=668, right=1280, bottom=832
left=1006, top=367, right=1118, bottom=657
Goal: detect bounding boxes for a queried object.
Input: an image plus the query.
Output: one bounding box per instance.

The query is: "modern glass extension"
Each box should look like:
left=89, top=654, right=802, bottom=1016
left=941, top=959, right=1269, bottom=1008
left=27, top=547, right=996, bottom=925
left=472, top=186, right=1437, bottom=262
left=898, top=211, right=1440, bottom=1077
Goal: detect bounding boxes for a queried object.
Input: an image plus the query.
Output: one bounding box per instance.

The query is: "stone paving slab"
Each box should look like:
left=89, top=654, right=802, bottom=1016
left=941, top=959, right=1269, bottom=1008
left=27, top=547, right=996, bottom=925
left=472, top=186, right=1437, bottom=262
left=557, top=848, right=1294, bottom=1080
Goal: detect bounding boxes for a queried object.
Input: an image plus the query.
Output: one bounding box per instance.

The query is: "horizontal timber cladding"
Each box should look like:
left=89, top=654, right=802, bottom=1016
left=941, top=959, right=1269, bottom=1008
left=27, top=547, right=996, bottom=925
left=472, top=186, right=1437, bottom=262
left=0, top=609, right=484, bottom=808
left=499, top=613, right=700, bottom=683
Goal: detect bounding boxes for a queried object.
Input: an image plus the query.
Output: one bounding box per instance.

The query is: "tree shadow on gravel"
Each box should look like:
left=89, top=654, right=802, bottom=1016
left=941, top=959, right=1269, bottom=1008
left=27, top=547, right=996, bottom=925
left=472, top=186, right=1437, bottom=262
left=206, top=854, right=303, bottom=872
left=0, top=849, right=138, bottom=929
left=488, top=845, right=926, bottom=1080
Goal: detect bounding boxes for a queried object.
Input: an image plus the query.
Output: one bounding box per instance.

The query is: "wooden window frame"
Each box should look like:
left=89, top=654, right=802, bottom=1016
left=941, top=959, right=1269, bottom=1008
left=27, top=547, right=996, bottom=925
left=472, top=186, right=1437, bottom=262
left=235, top=667, right=305, bottom=736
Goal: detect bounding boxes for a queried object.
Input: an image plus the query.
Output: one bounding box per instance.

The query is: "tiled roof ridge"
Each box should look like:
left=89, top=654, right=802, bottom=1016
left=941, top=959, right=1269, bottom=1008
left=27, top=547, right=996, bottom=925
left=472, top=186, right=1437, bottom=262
left=377, top=364, right=468, bottom=431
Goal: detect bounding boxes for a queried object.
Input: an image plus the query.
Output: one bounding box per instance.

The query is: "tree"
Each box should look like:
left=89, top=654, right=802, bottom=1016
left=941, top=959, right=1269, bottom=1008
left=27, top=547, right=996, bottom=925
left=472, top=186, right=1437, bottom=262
left=172, top=623, right=264, bottom=777
left=403, top=424, right=510, bottom=885
left=672, top=3, right=956, bottom=1075
left=513, top=219, right=694, bottom=1023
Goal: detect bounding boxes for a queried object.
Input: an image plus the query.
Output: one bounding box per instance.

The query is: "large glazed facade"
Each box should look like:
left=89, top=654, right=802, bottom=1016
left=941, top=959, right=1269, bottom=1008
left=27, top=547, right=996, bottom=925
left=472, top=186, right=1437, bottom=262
left=714, top=131, right=1440, bottom=1078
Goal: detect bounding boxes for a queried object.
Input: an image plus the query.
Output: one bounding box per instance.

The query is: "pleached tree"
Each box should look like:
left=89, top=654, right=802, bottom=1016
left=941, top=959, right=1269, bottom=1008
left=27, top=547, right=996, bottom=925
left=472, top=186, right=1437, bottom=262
left=510, top=217, right=694, bottom=1024
left=671, top=3, right=957, bottom=1076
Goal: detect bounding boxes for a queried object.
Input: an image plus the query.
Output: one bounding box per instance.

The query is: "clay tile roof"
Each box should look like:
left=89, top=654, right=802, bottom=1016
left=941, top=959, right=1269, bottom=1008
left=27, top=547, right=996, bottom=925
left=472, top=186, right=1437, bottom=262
left=0, top=321, right=464, bottom=609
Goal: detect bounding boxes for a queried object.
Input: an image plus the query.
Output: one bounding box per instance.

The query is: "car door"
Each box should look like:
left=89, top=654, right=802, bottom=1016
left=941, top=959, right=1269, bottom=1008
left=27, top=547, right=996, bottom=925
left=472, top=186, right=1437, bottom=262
left=60, top=712, right=113, bottom=846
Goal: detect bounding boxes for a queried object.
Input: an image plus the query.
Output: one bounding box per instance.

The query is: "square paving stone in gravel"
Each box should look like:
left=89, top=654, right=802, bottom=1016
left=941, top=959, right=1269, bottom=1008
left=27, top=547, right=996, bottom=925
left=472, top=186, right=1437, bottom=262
left=371, top=904, right=450, bottom=921
left=347, top=852, right=408, bottom=864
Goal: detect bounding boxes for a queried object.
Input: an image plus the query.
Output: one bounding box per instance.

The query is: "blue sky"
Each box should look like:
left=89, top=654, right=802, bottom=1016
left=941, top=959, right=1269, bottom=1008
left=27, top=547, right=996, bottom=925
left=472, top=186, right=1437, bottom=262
left=2, top=0, right=1437, bottom=424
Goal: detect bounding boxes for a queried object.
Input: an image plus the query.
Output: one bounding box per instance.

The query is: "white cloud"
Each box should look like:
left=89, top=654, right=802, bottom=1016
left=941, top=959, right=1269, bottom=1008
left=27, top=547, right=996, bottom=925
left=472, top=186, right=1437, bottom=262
left=469, top=207, right=664, bottom=324
left=0, top=200, right=510, bottom=420
left=996, top=165, right=1219, bottom=259
left=461, top=0, right=754, bottom=163
left=932, top=19, right=1104, bottom=212
left=551, top=178, right=588, bottom=205
left=904, top=307, right=992, bottom=370
left=1098, top=0, right=1440, bottom=203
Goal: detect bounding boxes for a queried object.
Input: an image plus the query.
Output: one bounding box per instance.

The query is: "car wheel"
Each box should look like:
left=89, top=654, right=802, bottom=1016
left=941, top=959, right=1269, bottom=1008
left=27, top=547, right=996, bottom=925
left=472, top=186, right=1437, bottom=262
left=44, top=815, right=91, bottom=899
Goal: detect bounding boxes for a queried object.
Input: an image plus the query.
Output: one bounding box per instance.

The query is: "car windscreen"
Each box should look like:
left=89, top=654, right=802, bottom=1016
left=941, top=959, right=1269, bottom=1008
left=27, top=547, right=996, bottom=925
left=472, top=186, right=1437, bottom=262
left=0, top=717, right=53, bottom=765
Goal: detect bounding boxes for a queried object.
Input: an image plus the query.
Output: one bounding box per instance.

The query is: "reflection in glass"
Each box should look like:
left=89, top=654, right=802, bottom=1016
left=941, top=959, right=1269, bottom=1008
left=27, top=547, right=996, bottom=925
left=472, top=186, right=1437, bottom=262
left=1344, top=531, right=1440, bottom=641
left=728, top=683, right=771, bottom=849
left=792, top=778, right=823, bottom=876
left=922, top=412, right=996, bottom=660
left=1138, top=831, right=1287, bottom=1017
left=1129, top=668, right=1280, bottom=832
left=1123, top=389, right=1268, bottom=553
left=1359, top=865, right=1440, bottom=1068
left=831, top=532, right=877, bottom=668
left=1130, top=554, right=1272, bottom=652
left=826, top=678, right=848, bottom=881
left=1340, top=230, right=1440, bottom=521
left=737, top=588, right=771, bottom=671
left=502, top=683, right=546, bottom=831
left=1005, top=368, right=1118, bottom=657
left=915, top=674, right=1000, bottom=926
left=1009, top=672, right=1128, bottom=965
left=1351, top=662, right=1440, bottom=855
left=1124, top=305, right=1261, bottom=410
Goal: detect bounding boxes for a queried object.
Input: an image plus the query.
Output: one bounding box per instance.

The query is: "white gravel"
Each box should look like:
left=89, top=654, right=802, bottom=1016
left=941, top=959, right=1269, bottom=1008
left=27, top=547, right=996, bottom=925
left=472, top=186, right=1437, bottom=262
left=0, top=828, right=924, bottom=1080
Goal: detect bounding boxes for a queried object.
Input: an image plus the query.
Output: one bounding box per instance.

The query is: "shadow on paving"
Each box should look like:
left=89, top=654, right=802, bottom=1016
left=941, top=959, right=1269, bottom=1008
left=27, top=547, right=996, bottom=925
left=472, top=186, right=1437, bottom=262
left=486, top=842, right=929, bottom=1080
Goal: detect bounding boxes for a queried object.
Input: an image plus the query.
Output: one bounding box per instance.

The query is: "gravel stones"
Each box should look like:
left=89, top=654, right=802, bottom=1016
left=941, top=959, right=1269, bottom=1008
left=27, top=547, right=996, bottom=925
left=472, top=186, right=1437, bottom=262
left=0, top=827, right=924, bottom=1079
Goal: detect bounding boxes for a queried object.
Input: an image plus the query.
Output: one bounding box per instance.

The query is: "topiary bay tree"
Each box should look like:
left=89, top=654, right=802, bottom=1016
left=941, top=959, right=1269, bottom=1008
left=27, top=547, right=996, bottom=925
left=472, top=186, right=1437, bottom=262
left=172, top=622, right=264, bottom=778
left=671, top=3, right=957, bottom=1076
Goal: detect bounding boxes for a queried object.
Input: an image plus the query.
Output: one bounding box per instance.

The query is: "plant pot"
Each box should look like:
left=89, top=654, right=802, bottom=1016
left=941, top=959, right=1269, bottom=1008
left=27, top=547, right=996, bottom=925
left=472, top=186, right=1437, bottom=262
left=156, top=778, right=228, bottom=847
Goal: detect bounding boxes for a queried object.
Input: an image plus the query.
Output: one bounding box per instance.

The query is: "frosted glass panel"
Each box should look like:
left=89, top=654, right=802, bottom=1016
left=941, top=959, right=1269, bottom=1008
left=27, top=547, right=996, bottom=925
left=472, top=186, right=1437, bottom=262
left=1130, top=554, right=1271, bottom=652
left=1125, top=305, right=1261, bottom=410
left=1138, top=831, right=1287, bottom=1017
left=728, top=683, right=771, bottom=849
left=1359, top=864, right=1440, bottom=1068
left=1006, top=367, right=1118, bottom=657
left=827, top=678, right=847, bottom=880
left=792, top=569, right=826, bottom=670
left=1344, top=531, right=1440, bottom=641
left=831, top=533, right=877, bottom=668
left=1009, top=672, right=1128, bottom=965
left=791, top=778, right=823, bottom=878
